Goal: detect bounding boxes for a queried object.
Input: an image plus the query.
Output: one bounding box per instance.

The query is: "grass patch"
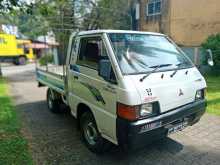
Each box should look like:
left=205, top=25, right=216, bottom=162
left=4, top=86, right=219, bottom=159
left=205, top=75, right=220, bottom=115
left=0, top=78, right=32, bottom=165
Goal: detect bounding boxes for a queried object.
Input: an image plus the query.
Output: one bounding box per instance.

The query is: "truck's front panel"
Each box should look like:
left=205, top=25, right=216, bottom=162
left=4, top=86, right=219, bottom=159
left=106, top=32, right=207, bottom=148
left=116, top=99, right=206, bottom=149
left=129, top=67, right=206, bottom=113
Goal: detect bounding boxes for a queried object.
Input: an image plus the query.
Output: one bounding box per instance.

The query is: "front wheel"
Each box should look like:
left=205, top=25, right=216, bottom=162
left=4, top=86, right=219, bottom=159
left=80, top=112, right=111, bottom=153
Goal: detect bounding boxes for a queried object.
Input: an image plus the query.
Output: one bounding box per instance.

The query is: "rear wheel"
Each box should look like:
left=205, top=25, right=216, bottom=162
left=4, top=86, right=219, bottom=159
left=18, top=56, right=26, bottom=65
left=46, top=89, right=61, bottom=113
left=80, top=111, right=111, bottom=153
left=14, top=56, right=26, bottom=65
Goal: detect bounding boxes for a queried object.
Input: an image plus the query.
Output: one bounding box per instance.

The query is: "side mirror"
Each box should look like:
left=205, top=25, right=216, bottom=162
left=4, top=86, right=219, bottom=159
left=98, top=59, right=112, bottom=82
left=206, top=49, right=214, bottom=66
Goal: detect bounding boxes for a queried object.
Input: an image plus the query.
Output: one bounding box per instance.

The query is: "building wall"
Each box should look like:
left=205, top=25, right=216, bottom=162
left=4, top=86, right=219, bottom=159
left=170, top=0, right=220, bottom=46
left=139, top=0, right=171, bottom=34
left=139, top=0, right=220, bottom=46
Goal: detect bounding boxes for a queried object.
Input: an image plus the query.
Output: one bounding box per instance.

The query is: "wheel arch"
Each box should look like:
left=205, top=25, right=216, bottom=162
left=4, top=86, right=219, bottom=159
left=19, top=54, right=27, bottom=58
left=47, top=88, right=62, bottom=100
left=76, top=103, right=95, bottom=129
left=18, top=55, right=27, bottom=61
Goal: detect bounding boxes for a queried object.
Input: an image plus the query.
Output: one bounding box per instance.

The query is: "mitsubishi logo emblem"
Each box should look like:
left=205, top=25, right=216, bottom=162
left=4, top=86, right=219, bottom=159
left=179, top=89, right=184, bottom=96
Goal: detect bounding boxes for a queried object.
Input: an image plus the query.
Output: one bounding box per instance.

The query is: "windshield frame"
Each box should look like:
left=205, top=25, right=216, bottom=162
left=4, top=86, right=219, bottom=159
left=107, top=33, right=194, bottom=76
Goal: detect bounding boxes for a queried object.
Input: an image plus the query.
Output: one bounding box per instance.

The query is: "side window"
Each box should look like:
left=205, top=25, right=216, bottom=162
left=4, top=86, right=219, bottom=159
left=24, top=46, right=30, bottom=54
left=70, top=37, right=79, bottom=64
left=77, top=37, right=108, bottom=70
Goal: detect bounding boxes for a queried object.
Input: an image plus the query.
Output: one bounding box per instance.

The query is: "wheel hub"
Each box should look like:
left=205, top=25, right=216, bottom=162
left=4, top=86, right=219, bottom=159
left=84, top=122, right=98, bottom=145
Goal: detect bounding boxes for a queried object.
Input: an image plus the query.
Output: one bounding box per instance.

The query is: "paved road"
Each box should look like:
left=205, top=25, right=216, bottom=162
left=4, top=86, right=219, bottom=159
left=2, top=64, right=220, bottom=165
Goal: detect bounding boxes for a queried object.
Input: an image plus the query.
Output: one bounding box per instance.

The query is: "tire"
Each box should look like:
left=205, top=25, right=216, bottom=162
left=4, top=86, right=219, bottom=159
left=46, top=89, right=61, bottom=113
left=80, top=112, right=111, bottom=153
left=13, top=58, right=19, bottom=65
left=18, top=56, right=26, bottom=65
left=13, top=60, right=18, bottom=65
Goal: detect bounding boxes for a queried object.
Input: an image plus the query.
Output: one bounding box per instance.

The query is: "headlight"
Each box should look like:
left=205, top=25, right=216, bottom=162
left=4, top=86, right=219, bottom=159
left=117, top=102, right=159, bottom=121
left=140, top=103, right=153, bottom=117
left=195, top=89, right=205, bottom=100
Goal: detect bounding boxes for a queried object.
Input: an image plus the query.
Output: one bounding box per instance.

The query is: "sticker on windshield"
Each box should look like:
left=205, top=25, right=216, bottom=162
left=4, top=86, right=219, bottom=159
left=125, top=34, right=145, bottom=42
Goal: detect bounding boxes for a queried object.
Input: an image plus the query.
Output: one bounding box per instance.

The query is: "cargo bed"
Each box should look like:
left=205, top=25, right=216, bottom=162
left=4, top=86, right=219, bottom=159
left=36, top=65, right=65, bottom=94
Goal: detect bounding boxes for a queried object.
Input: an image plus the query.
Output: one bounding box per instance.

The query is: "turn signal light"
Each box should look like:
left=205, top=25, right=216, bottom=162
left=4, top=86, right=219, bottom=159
left=117, top=103, right=139, bottom=121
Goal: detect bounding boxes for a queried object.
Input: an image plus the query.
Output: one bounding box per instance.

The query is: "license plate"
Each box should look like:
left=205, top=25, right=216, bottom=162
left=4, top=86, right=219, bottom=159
left=167, top=121, right=188, bottom=135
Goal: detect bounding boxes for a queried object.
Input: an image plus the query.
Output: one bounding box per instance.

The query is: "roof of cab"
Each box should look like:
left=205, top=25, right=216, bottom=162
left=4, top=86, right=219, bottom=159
left=77, top=29, right=165, bottom=36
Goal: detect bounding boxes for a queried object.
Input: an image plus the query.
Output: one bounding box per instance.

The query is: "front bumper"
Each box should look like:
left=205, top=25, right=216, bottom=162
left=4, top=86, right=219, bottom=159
left=116, top=99, right=206, bottom=149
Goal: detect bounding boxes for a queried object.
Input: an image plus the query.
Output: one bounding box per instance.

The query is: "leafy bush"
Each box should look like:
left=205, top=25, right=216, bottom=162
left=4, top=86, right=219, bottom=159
left=202, top=33, right=220, bottom=68
left=39, top=54, right=53, bottom=66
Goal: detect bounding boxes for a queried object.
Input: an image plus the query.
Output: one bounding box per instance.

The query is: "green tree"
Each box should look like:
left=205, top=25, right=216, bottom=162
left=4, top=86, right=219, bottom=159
left=0, top=0, right=30, bottom=14
left=0, top=0, right=18, bottom=13
left=0, top=11, right=47, bottom=39
left=82, top=0, right=133, bottom=30
left=32, top=0, right=77, bottom=63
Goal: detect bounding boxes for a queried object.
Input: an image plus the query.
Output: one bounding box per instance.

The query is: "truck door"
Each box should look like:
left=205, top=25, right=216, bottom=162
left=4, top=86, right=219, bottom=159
left=68, top=35, right=118, bottom=143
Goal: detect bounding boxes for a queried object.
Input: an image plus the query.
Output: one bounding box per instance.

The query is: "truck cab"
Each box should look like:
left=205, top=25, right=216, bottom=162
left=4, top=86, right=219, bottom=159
left=16, top=39, right=35, bottom=63
left=37, top=30, right=207, bottom=153
left=0, top=33, right=34, bottom=65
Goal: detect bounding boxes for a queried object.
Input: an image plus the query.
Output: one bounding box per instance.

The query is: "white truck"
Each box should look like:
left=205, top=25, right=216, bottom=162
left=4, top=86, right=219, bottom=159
left=36, top=30, right=208, bottom=153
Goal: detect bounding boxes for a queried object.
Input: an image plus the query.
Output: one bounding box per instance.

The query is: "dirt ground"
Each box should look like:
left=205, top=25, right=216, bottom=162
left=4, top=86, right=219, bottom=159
left=2, top=64, right=220, bottom=165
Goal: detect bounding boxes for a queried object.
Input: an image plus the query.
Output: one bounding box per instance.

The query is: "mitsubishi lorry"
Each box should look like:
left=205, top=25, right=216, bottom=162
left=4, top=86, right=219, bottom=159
left=0, top=33, right=34, bottom=65
left=36, top=30, right=209, bottom=153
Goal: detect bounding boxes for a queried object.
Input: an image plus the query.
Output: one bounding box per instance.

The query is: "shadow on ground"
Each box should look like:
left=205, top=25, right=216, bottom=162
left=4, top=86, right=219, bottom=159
left=15, top=100, right=220, bottom=165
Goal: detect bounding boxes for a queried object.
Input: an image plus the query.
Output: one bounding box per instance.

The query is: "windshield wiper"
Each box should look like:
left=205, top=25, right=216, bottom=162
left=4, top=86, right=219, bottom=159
left=140, top=64, right=173, bottom=82
left=170, top=62, right=189, bottom=78
left=176, top=61, right=188, bottom=67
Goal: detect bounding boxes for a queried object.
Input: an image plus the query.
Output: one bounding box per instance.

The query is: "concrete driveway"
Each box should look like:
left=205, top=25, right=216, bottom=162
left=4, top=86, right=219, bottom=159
left=2, top=64, right=220, bottom=165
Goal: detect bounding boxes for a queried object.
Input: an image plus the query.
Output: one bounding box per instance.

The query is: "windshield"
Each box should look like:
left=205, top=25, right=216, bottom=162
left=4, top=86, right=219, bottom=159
left=108, top=33, right=193, bottom=75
